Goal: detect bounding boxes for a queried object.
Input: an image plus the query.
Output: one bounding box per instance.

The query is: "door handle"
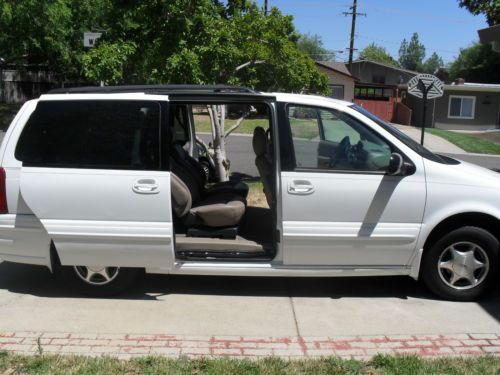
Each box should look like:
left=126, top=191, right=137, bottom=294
left=288, top=180, right=315, bottom=195
left=133, top=179, right=159, bottom=194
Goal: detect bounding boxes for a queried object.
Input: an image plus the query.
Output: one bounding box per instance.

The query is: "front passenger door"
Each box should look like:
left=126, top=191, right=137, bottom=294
left=280, top=104, right=426, bottom=267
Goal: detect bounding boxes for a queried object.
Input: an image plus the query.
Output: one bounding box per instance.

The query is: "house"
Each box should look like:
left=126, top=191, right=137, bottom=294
left=349, top=59, right=418, bottom=86
left=315, top=61, right=357, bottom=101
left=345, top=59, right=418, bottom=123
left=407, top=80, right=500, bottom=130
left=478, top=23, right=500, bottom=52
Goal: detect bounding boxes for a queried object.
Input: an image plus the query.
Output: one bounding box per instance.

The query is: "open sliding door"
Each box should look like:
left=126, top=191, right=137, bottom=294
left=16, top=97, right=174, bottom=268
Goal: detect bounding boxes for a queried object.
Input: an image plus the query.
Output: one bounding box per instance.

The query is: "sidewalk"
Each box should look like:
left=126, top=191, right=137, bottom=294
left=1, top=331, right=498, bottom=360
left=392, top=125, right=467, bottom=154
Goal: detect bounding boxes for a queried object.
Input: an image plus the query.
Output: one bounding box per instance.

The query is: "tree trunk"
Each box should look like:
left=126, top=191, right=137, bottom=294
left=209, top=105, right=228, bottom=182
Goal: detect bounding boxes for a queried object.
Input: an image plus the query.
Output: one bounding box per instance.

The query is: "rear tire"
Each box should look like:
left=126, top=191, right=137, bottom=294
left=61, top=266, right=138, bottom=297
left=421, top=226, right=499, bottom=301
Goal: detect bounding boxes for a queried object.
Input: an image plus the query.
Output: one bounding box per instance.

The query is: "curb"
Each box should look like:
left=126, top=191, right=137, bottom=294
left=1, top=331, right=499, bottom=360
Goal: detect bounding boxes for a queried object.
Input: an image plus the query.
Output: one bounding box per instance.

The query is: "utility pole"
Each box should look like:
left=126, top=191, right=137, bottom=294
left=264, top=0, right=268, bottom=15
left=343, top=0, right=366, bottom=72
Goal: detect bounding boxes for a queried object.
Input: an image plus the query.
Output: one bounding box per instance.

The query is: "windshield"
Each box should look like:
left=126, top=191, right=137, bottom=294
left=350, top=104, right=447, bottom=163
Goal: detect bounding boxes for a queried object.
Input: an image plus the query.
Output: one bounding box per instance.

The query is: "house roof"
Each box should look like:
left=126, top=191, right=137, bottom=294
left=478, top=24, right=500, bottom=44
left=399, top=81, right=500, bottom=93
left=445, top=82, right=500, bottom=93
left=351, top=59, right=419, bottom=76
left=315, top=61, right=358, bottom=81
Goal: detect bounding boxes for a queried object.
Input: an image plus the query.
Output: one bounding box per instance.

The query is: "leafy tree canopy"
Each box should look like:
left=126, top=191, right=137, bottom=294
left=0, top=0, right=329, bottom=94
left=0, top=0, right=110, bottom=78
left=422, top=52, right=444, bottom=74
left=358, top=43, right=399, bottom=66
left=449, top=42, right=500, bottom=83
left=458, top=0, right=500, bottom=26
left=398, top=32, right=426, bottom=71
left=297, top=33, right=335, bottom=61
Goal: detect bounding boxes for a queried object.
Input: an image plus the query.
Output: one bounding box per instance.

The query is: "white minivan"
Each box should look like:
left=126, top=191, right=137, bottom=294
left=0, top=85, right=498, bottom=301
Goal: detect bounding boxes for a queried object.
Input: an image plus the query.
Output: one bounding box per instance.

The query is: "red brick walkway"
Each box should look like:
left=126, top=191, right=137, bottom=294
left=1, top=332, right=499, bottom=360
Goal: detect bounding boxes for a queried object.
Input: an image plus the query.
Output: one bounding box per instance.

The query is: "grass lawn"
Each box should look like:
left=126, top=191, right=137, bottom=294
left=194, top=114, right=269, bottom=135
left=426, top=128, right=500, bottom=155
left=246, top=180, right=268, bottom=208
left=0, top=353, right=498, bottom=375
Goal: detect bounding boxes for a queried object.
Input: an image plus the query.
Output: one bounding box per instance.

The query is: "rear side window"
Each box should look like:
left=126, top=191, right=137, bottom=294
left=15, top=100, right=161, bottom=170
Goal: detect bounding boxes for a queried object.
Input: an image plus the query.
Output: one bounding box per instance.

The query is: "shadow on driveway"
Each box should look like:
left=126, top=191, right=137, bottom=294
left=0, top=261, right=498, bottom=322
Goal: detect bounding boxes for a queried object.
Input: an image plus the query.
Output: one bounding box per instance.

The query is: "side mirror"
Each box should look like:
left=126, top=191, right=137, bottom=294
left=387, top=153, right=404, bottom=175
left=387, top=152, right=416, bottom=176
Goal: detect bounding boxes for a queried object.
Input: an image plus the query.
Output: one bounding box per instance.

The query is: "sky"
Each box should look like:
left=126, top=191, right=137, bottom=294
left=254, top=0, right=489, bottom=64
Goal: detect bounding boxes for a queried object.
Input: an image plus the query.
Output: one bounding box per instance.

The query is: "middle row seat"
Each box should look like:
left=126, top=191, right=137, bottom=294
left=170, top=157, right=246, bottom=230
left=171, top=143, right=249, bottom=199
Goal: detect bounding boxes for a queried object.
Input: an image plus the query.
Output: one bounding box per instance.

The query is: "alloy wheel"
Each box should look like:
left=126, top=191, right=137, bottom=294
left=437, top=241, right=489, bottom=290
left=73, top=266, right=120, bottom=286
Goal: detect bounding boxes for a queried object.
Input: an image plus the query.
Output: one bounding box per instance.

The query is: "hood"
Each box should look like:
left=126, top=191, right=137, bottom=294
left=424, top=157, right=500, bottom=190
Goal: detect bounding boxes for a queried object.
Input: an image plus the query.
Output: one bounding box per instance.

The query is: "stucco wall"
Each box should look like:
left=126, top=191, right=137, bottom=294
left=316, top=65, right=355, bottom=102
left=407, top=89, right=500, bottom=130
left=433, top=90, right=500, bottom=130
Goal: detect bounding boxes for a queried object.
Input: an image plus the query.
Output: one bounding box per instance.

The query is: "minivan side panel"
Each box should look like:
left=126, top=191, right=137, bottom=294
left=0, top=101, right=52, bottom=266
left=1, top=95, right=176, bottom=270
left=20, top=168, right=174, bottom=267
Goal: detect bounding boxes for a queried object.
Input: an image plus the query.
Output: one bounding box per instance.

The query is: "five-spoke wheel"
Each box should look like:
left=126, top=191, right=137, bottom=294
left=437, top=242, right=489, bottom=290
left=61, top=266, right=138, bottom=297
left=74, top=266, right=120, bottom=286
left=422, top=227, right=498, bottom=301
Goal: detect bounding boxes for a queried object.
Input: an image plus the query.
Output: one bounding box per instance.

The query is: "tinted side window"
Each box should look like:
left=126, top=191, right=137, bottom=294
left=16, top=100, right=161, bottom=170
left=288, top=105, right=392, bottom=172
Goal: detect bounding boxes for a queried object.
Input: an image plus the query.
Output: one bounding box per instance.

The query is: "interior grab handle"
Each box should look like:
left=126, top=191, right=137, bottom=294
left=133, top=179, right=159, bottom=194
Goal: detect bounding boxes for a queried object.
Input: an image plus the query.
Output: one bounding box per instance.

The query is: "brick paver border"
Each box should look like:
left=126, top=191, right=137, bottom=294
left=0, top=332, right=499, bottom=360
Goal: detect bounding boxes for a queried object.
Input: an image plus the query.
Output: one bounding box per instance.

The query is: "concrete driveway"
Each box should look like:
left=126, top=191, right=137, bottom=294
left=0, top=261, right=498, bottom=337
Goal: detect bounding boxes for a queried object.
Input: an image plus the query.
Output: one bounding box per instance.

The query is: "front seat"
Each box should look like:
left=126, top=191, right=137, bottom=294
left=170, top=158, right=245, bottom=238
left=253, top=127, right=273, bottom=207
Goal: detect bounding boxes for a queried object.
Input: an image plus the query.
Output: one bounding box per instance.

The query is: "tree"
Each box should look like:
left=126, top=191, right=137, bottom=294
left=297, top=33, right=335, bottom=61
left=398, top=32, right=426, bottom=71
left=449, top=42, right=500, bottom=83
left=81, top=1, right=328, bottom=93
left=458, top=0, right=500, bottom=26
left=0, top=0, right=110, bottom=78
left=422, top=52, right=444, bottom=74
left=358, top=43, right=399, bottom=66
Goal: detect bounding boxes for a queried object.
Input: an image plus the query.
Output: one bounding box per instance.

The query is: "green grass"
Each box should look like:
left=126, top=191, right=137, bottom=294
left=194, top=114, right=269, bottom=135
left=0, top=353, right=498, bottom=374
left=426, top=128, right=500, bottom=155
left=0, top=103, right=22, bottom=130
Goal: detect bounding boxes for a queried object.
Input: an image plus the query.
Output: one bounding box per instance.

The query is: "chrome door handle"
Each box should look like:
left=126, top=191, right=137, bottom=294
left=288, top=180, right=315, bottom=195
left=133, top=179, right=159, bottom=194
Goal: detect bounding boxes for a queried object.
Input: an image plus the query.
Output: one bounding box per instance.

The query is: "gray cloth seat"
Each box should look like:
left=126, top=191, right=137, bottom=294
left=253, top=127, right=273, bottom=207
left=171, top=159, right=245, bottom=228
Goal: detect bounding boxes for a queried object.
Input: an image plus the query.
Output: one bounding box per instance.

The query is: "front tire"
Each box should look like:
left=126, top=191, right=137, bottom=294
left=61, top=266, right=138, bottom=297
left=421, top=226, right=499, bottom=301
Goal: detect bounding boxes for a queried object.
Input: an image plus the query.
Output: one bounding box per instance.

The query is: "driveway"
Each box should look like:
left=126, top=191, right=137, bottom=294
left=0, top=261, right=498, bottom=338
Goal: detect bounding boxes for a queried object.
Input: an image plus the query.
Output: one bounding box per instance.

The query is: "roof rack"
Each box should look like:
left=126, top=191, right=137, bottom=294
left=47, top=84, right=258, bottom=95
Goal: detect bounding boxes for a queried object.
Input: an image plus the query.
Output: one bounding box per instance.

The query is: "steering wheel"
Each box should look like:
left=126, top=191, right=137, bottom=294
left=330, top=136, right=350, bottom=168
left=347, top=141, right=361, bottom=167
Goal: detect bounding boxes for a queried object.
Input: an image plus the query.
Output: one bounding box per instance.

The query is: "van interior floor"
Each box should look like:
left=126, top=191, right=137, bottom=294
left=175, top=206, right=275, bottom=261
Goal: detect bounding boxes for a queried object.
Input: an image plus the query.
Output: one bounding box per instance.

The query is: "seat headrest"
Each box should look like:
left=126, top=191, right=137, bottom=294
left=252, top=126, right=267, bottom=157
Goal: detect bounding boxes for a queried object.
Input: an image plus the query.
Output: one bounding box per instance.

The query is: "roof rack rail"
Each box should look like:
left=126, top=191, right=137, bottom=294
left=47, top=84, right=258, bottom=95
